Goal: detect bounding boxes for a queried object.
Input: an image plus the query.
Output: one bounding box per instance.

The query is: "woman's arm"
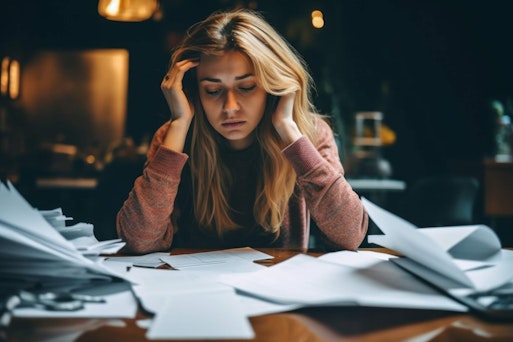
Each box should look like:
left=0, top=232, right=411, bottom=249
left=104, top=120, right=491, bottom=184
left=283, top=118, right=368, bottom=250
left=116, top=123, right=188, bottom=254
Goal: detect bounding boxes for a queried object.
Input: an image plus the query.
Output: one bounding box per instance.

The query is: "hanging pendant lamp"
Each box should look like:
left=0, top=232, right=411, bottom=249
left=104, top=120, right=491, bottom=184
left=98, top=0, right=158, bottom=22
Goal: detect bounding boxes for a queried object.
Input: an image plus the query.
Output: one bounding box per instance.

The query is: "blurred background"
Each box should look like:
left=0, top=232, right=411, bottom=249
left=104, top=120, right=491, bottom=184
left=1, top=0, right=512, bottom=246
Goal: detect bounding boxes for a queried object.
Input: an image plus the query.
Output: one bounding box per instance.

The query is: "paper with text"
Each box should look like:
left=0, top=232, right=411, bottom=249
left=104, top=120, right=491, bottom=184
left=160, top=247, right=273, bottom=269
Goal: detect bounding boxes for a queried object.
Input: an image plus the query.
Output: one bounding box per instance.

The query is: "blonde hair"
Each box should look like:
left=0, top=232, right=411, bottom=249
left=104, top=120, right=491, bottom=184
left=169, top=9, right=321, bottom=238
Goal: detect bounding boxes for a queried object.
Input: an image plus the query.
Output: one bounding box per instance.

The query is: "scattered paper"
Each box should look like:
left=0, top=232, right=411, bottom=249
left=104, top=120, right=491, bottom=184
left=363, top=197, right=513, bottom=291
left=146, top=287, right=254, bottom=340
left=218, top=252, right=467, bottom=311
left=160, top=247, right=273, bottom=269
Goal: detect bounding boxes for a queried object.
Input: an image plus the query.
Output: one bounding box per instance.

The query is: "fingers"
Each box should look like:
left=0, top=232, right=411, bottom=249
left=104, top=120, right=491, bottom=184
left=276, top=93, right=295, bottom=112
left=161, top=59, right=200, bottom=121
left=161, top=59, right=199, bottom=89
left=273, top=92, right=296, bottom=122
left=272, top=92, right=302, bottom=144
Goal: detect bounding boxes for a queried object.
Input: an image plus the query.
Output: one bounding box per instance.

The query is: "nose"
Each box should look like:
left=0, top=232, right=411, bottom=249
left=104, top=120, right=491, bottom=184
left=223, top=90, right=239, bottom=114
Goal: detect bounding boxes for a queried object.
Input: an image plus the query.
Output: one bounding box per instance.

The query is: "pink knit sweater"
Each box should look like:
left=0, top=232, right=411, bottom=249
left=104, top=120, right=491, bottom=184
left=117, top=118, right=368, bottom=253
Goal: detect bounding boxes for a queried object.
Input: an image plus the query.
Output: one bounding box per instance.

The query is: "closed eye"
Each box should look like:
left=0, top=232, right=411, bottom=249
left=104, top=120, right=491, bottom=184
left=239, top=85, right=256, bottom=93
left=205, top=88, right=222, bottom=96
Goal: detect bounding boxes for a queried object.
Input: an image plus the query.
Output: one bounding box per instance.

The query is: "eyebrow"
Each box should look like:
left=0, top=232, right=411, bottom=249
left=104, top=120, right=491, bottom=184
left=199, top=73, right=254, bottom=82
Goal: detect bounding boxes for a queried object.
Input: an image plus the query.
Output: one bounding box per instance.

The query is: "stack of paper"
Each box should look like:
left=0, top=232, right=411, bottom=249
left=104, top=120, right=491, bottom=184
left=39, top=208, right=125, bottom=256
left=0, top=181, right=128, bottom=292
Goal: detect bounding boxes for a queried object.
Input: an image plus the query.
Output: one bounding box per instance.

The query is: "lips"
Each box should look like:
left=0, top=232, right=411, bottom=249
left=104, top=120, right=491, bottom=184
left=221, top=121, right=245, bottom=129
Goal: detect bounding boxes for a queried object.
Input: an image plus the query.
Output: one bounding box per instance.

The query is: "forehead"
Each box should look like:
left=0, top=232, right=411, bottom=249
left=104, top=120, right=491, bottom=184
left=197, top=51, right=254, bottom=80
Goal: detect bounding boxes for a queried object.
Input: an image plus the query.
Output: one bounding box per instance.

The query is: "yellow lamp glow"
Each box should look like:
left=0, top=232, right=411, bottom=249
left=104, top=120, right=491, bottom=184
left=1, top=57, right=9, bottom=96
left=9, top=59, right=20, bottom=100
left=98, top=0, right=158, bottom=22
left=311, top=10, right=323, bottom=19
left=311, top=10, right=324, bottom=29
left=312, top=16, right=324, bottom=29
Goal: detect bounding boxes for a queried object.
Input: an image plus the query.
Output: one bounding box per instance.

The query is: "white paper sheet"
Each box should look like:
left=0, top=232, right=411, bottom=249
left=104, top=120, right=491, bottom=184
left=160, top=247, right=273, bottom=269
left=123, top=247, right=270, bottom=315
left=146, top=287, right=254, bottom=340
left=115, top=248, right=287, bottom=339
left=125, top=267, right=229, bottom=313
left=218, top=252, right=467, bottom=311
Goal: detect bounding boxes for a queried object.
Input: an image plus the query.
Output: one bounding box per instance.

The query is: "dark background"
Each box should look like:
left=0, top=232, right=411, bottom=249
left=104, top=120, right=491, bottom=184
left=1, top=0, right=512, bottom=243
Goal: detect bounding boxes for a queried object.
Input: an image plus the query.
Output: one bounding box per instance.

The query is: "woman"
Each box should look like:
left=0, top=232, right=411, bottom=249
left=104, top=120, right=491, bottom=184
left=117, top=9, right=368, bottom=254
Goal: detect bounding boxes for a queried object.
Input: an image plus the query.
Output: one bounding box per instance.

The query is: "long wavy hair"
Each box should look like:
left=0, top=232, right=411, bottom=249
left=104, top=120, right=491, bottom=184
left=169, top=9, right=321, bottom=238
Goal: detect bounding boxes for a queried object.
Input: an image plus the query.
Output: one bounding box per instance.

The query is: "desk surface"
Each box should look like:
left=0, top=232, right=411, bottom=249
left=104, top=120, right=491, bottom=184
left=6, top=248, right=513, bottom=342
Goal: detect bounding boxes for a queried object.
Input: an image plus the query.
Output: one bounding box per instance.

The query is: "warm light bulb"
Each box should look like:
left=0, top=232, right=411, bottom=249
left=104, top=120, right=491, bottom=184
left=311, top=10, right=324, bottom=29
left=311, top=10, right=323, bottom=19
left=98, top=0, right=158, bottom=22
left=312, top=16, right=324, bottom=29
left=104, top=0, right=121, bottom=17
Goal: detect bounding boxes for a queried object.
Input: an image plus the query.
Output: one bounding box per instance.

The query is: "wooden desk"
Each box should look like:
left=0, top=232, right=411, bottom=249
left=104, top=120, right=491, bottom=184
left=6, top=248, right=513, bottom=342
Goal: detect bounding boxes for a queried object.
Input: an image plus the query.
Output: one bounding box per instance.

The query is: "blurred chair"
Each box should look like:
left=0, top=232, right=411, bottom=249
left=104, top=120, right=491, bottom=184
left=397, top=176, right=479, bottom=227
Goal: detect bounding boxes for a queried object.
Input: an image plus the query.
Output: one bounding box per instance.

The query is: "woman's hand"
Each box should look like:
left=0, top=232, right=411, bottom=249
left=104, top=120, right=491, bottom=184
left=272, top=92, right=302, bottom=145
left=161, top=59, right=199, bottom=152
left=161, top=59, right=199, bottom=124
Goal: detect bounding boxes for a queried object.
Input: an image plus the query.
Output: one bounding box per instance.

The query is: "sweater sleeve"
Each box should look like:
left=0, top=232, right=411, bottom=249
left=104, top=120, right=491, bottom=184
left=116, top=122, right=188, bottom=254
left=282, top=118, right=368, bottom=250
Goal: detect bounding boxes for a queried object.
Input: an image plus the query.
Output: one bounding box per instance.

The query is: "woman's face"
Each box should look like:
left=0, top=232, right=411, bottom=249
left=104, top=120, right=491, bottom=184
left=197, top=51, right=267, bottom=150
